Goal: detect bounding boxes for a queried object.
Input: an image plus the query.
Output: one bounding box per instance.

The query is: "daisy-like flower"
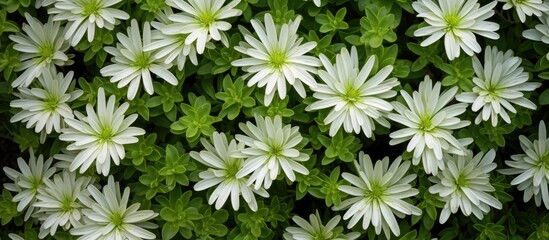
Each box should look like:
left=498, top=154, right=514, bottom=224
left=101, top=19, right=178, bottom=100
left=456, top=46, right=540, bottom=126
left=283, top=211, right=360, bottom=240
left=523, top=14, right=549, bottom=59
left=500, top=121, right=549, bottom=209
left=233, top=115, right=310, bottom=190
left=48, top=0, right=129, bottom=46
left=306, top=47, right=399, bottom=138
left=143, top=8, right=198, bottom=71
left=9, top=13, right=72, bottom=88
left=165, top=0, right=242, bottom=54
left=10, top=69, right=83, bottom=140
left=232, top=13, right=321, bottom=106
left=413, top=0, right=500, bottom=60
left=429, top=150, right=502, bottom=224
left=34, top=171, right=93, bottom=238
left=499, top=0, right=549, bottom=23
left=70, top=176, right=158, bottom=240
left=2, top=149, right=56, bottom=220
left=191, top=132, right=270, bottom=211
left=59, top=88, right=145, bottom=176
left=333, top=152, right=422, bottom=238
left=388, top=76, right=472, bottom=176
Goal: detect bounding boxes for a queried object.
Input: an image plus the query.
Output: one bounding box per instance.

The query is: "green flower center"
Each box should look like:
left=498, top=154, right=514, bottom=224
left=269, top=50, right=287, bottom=70
left=444, top=12, right=462, bottom=32
left=342, top=85, right=361, bottom=103
left=38, top=42, right=55, bottom=63
left=198, top=10, right=216, bottom=27
left=225, top=160, right=241, bottom=180
left=133, top=52, right=151, bottom=69
left=269, top=145, right=283, bottom=157
left=366, top=181, right=385, bottom=201
left=82, top=0, right=101, bottom=16
left=538, top=151, right=549, bottom=170
left=96, top=125, right=114, bottom=143
left=418, top=114, right=435, bottom=132
left=31, top=178, right=42, bottom=194
left=43, top=93, right=60, bottom=112
left=454, top=173, right=469, bottom=189
left=61, top=195, right=75, bottom=212
left=110, top=211, right=124, bottom=228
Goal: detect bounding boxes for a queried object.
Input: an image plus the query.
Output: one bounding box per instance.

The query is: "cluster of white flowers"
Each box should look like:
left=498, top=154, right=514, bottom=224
left=3, top=150, right=157, bottom=239
left=191, top=115, right=309, bottom=211
left=6, top=0, right=549, bottom=239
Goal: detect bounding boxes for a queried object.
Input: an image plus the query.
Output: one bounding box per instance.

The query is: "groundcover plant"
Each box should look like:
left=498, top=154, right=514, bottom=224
left=2, top=0, right=549, bottom=239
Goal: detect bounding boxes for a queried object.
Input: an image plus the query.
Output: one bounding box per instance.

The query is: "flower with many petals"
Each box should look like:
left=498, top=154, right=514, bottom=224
left=232, top=13, right=321, bottom=105
left=165, top=0, right=242, bottom=54
left=456, top=46, right=540, bottom=126
left=34, top=171, right=93, bottom=238
left=10, top=69, right=82, bottom=141
left=233, top=115, right=309, bottom=190
left=306, top=47, right=399, bottom=138
left=500, top=121, right=549, bottom=209
left=413, top=0, right=500, bottom=60
left=429, top=150, right=502, bottom=223
left=101, top=19, right=178, bottom=100
left=2, top=149, right=56, bottom=220
left=191, top=132, right=269, bottom=211
left=48, top=0, right=129, bottom=46
left=9, top=13, right=72, bottom=88
left=70, top=176, right=158, bottom=239
left=388, top=76, right=472, bottom=175
left=59, top=88, right=145, bottom=176
left=499, top=0, right=549, bottom=23
left=333, top=153, right=422, bottom=238
left=284, top=211, right=360, bottom=240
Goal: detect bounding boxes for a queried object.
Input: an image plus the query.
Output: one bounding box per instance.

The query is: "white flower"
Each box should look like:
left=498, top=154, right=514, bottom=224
left=499, top=0, right=549, bottom=23
left=306, top=47, right=399, bottom=138
left=48, top=0, right=129, bottom=46
left=143, top=8, right=199, bottom=71
left=34, top=171, right=93, bottom=238
left=2, top=149, right=56, bottom=220
left=456, top=46, right=540, bottom=126
left=59, top=88, right=145, bottom=176
left=191, top=132, right=269, bottom=211
left=283, top=211, right=360, bottom=240
left=9, top=13, right=72, bottom=88
left=70, top=176, right=158, bottom=240
left=10, top=69, right=82, bottom=138
left=333, top=153, right=421, bottom=238
left=233, top=115, right=310, bottom=190
left=413, top=0, right=500, bottom=60
left=523, top=14, right=549, bottom=59
left=165, top=0, right=242, bottom=54
left=429, top=150, right=502, bottom=224
left=500, top=121, right=549, bottom=209
left=101, top=19, right=178, bottom=100
left=232, top=13, right=321, bottom=105
left=388, top=76, right=472, bottom=176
